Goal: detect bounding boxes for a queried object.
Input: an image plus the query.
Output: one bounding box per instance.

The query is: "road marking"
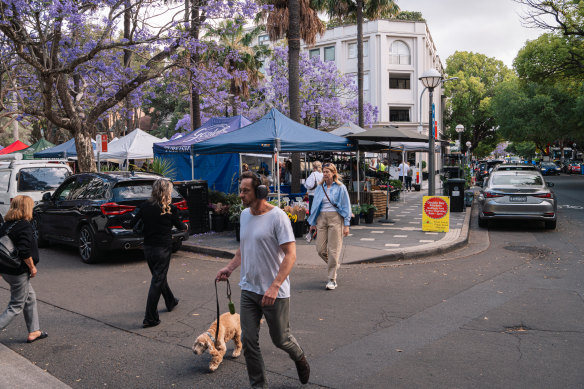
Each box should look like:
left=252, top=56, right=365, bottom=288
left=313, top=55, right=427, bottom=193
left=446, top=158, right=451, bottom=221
left=394, top=235, right=408, bottom=238
left=370, top=231, right=384, bottom=234
left=385, top=243, right=400, bottom=247
left=425, top=232, right=438, bottom=235
left=409, top=222, right=419, bottom=224
left=419, top=239, right=434, bottom=243
left=360, top=238, right=375, bottom=241
left=558, top=204, right=584, bottom=209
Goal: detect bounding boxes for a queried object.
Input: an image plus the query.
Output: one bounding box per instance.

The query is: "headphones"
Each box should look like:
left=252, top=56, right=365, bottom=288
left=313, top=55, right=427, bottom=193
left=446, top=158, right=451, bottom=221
left=253, top=172, right=268, bottom=199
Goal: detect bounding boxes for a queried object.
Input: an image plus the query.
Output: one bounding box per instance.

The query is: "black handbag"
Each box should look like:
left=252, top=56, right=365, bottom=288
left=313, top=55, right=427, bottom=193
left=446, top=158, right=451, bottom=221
left=0, top=222, right=21, bottom=270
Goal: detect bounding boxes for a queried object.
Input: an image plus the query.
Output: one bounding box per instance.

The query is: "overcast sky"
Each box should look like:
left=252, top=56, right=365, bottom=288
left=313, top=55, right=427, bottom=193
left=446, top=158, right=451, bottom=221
left=397, top=0, right=547, bottom=68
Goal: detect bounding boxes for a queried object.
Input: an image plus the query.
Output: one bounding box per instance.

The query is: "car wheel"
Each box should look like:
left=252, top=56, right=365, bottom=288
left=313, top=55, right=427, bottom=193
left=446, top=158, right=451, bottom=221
left=32, top=217, right=49, bottom=248
left=79, top=225, right=101, bottom=264
left=172, top=241, right=182, bottom=253
left=478, top=215, right=488, bottom=228
left=545, top=220, right=557, bottom=230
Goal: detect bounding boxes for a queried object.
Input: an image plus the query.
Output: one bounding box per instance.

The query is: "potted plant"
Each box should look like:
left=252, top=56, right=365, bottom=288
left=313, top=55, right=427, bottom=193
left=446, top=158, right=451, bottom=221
left=228, top=202, right=244, bottom=241
left=360, top=204, right=377, bottom=224
left=351, top=204, right=361, bottom=225
left=421, top=161, right=429, bottom=181
left=210, top=202, right=229, bottom=232
left=388, top=180, right=402, bottom=201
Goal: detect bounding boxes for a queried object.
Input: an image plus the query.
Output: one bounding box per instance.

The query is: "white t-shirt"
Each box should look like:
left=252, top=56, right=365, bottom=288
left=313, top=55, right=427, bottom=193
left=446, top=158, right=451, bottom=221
left=239, top=207, right=295, bottom=298
left=320, top=186, right=337, bottom=213
left=305, top=171, right=323, bottom=196
left=398, top=163, right=409, bottom=176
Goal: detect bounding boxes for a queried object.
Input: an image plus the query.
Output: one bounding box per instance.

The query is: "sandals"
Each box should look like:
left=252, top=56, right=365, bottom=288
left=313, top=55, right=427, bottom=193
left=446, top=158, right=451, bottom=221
left=27, top=331, right=48, bottom=343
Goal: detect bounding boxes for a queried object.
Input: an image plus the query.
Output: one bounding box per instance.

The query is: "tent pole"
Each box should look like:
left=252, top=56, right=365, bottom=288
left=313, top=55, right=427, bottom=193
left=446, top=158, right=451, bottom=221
left=379, top=139, right=394, bottom=223
left=190, top=147, right=194, bottom=180
left=238, top=153, right=242, bottom=195
left=357, top=146, right=360, bottom=205
left=276, top=138, right=281, bottom=205
left=402, top=146, right=406, bottom=202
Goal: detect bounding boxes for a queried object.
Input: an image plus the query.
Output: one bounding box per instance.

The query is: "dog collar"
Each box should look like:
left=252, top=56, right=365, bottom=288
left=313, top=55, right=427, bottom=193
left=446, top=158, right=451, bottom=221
left=205, top=331, right=216, bottom=343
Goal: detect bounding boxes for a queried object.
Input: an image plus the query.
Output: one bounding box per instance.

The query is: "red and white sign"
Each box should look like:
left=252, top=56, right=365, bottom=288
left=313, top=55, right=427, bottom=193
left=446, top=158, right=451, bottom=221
left=96, top=134, right=108, bottom=153
left=422, top=196, right=450, bottom=232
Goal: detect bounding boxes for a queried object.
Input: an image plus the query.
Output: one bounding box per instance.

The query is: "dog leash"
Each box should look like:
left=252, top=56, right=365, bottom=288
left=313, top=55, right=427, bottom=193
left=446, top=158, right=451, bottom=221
left=214, top=279, right=235, bottom=348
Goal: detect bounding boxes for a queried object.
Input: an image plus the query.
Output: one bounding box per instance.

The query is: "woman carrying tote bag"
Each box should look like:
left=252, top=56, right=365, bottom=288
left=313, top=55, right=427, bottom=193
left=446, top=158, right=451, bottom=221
left=0, top=195, right=47, bottom=343
left=307, top=163, right=351, bottom=290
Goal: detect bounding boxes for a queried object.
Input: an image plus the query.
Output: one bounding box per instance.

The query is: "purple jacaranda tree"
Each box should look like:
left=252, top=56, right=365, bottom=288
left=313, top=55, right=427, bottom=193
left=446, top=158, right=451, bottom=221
left=264, top=46, right=379, bottom=130
left=0, top=0, right=261, bottom=171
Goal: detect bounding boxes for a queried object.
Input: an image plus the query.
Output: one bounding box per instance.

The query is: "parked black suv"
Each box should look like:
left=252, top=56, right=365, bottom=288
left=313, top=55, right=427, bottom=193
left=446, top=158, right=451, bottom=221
left=33, top=172, right=190, bottom=263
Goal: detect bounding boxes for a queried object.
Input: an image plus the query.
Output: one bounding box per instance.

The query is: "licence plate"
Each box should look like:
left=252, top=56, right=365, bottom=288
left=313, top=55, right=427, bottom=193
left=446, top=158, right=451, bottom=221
left=509, top=195, right=527, bottom=202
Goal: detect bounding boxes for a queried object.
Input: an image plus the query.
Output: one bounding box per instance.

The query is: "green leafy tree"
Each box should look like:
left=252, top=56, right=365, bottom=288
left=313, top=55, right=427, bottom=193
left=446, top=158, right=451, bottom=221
left=443, top=51, right=514, bottom=150
left=507, top=141, right=537, bottom=160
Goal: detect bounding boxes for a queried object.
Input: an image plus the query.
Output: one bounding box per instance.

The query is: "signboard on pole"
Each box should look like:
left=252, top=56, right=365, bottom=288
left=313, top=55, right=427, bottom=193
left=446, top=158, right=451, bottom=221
left=96, top=134, right=108, bottom=153
left=422, top=196, right=450, bottom=232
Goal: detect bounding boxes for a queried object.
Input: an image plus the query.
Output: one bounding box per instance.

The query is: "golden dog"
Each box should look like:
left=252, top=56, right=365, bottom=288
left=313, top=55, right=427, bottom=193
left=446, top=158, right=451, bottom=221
left=192, top=312, right=242, bottom=371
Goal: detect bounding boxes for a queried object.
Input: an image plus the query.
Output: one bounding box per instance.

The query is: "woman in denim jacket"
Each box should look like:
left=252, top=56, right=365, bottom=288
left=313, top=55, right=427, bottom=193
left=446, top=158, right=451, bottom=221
left=307, top=163, right=351, bottom=290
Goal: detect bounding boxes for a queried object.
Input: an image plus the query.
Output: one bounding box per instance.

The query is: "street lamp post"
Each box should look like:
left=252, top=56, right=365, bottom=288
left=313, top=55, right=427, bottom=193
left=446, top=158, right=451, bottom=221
left=419, top=69, right=443, bottom=196
left=455, top=124, right=464, bottom=167
left=466, top=141, right=472, bottom=167
left=313, top=103, right=321, bottom=130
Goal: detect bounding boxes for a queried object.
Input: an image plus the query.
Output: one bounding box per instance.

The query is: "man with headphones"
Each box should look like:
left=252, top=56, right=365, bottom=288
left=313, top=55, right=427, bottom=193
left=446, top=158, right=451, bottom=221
left=216, top=171, right=310, bottom=387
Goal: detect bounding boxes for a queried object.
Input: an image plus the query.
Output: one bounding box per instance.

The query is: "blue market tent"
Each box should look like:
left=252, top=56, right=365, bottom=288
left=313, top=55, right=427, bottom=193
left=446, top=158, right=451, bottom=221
left=34, top=137, right=96, bottom=158
left=153, top=116, right=252, bottom=193
left=191, top=108, right=355, bottom=154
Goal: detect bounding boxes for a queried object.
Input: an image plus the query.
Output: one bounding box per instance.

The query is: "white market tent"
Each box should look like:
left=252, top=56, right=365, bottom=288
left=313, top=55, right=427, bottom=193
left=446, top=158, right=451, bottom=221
left=99, top=128, right=164, bottom=161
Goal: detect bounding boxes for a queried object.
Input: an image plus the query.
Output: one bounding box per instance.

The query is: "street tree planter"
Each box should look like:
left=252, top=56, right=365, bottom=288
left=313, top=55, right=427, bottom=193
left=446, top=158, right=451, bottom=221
left=365, top=209, right=375, bottom=224
left=212, top=214, right=226, bottom=232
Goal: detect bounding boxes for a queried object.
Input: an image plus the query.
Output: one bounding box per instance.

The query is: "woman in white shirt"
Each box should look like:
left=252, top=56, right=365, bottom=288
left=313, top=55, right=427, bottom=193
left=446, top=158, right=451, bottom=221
left=305, top=161, right=323, bottom=213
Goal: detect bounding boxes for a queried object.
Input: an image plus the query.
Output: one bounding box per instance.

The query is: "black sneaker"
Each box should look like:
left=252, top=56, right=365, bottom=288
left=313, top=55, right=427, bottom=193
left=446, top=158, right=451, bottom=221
left=295, top=355, right=310, bottom=385
left=167, top=298, right=179, bottom=312
left=142, top=319, right=161, bottom=328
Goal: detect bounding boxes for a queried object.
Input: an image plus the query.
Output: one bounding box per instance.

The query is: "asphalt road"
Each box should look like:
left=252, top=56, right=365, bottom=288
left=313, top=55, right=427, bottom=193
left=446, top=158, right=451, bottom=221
left=1, top=174, right=584, bottom=388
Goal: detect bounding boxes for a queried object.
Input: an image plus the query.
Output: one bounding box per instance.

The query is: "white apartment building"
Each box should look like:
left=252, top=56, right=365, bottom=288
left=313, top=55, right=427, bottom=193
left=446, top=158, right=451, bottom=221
left=256, top=19, right=446, bottom=170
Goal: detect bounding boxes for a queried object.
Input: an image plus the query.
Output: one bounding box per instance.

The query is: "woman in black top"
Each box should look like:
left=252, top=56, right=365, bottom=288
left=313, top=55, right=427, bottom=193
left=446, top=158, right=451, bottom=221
left=0, top=195, right=47, bottom=343
left=136, top=179, right=187, bottom=328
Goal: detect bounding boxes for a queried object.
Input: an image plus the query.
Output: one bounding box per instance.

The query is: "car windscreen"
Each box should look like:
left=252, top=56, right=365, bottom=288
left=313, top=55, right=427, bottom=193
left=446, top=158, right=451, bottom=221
left=0, top=171, right=10, bottom=192
left=112, top=181, right=181, bottom=201
left=18, top=167, right=71, bottom=192
left=541, top=163, right=556, bottom=168
left=491, top=174, right=544, bottom=186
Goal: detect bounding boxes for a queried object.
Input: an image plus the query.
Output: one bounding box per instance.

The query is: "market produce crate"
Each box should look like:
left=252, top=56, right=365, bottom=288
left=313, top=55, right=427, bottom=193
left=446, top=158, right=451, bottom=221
left=370, top=191, right=387, bottom=217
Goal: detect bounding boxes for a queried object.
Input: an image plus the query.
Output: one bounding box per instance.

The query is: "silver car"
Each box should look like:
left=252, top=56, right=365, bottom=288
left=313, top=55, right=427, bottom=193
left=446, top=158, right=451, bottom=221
left=478, top=170, right=556, bottom=229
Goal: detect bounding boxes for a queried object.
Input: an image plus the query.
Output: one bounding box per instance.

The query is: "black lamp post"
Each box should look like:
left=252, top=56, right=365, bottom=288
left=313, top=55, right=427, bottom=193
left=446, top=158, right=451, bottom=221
left=419, top=69, right=443, bottom=196
left=313, top=103, right=321, bottom=130
left=456, top=124, right=464, bottom=167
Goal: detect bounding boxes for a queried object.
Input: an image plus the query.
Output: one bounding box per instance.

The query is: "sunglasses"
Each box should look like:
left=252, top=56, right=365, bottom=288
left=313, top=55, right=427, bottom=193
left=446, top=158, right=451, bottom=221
left=323, top=163, right=333, bottom=167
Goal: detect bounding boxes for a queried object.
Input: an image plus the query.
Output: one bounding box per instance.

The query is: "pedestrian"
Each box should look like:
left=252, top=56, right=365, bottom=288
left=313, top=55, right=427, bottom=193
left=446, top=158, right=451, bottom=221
left=304, top=161, right=323, bottom=213
left=405, top=161, right=413, bottom=191
left=398, top=159, right=409, bottom=187
left=242, top=163, right=249, bottom=172
left=135, top=179, right=187, bottom=328
left=307, top=163, right=351, bottom=290
left=0, top=195, right=48, bottom=343
left=216, top=171, right=310, bottom=387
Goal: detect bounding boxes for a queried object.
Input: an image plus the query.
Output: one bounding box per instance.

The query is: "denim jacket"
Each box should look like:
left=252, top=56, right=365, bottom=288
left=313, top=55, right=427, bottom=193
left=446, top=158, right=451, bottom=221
left=307, top=182, right=352, bottom=226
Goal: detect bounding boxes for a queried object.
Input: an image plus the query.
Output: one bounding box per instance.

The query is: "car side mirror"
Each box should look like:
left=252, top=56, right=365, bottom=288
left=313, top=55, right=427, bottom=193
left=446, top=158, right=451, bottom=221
left=546, top=182, right=554, bottom=187
left=42, top=192, right=52, bottom=201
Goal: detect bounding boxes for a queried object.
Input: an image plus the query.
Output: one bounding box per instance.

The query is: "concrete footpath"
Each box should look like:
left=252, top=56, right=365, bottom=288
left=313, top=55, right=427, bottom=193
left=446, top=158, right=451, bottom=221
left=182, top=184, right=472, bottom=265
left=0, top=181, right=472, bottom=388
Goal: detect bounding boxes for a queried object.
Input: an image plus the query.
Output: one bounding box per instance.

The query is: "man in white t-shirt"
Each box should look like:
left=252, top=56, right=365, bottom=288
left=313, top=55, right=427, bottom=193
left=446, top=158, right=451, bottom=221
left=216, top=171, right=310, bottom=387
left=398, top=160, right=409, bottom=186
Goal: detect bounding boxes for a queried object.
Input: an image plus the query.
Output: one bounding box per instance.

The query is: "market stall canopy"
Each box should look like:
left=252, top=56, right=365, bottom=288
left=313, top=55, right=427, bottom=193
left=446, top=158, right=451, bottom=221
left=330, top=121, right=367, bottom=136
left=17, top=138, right=55, bottom=159
left=34, top=137, right=95, bottom=158
left=155, top=116, right=252, bottom=153
left=191, top=108, right=354, bottom=154
left=99, top=128, right=164, bottom=160
left=346, top=125, right=428, bottom=142
left=0, top=140, right=29, bottom=155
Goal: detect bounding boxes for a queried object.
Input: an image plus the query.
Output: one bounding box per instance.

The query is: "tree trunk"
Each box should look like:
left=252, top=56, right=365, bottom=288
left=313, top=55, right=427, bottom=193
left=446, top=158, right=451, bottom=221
left=357, top=0, right=364, bottom=128
left=288, top=0, right=301, bottom=193
left=191, top=1, right=203, bottom=130
left=76, top=122, right=97, bottom=172
left=230, top=79, right=238, bottom=116
left=124, top=0, right=132, bottom=135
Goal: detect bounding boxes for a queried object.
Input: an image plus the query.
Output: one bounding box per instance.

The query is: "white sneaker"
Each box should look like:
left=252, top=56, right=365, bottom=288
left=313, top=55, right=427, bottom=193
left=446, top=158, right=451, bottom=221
left=325, top=280, right=337, bottom=290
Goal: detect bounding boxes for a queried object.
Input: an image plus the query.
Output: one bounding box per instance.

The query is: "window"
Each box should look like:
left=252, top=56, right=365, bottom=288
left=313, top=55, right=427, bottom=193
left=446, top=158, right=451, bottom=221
left=389, top=73, right=411, bottom=89
left=390, top=107, right=410, bottom=122
left=349, top=73, right=370, bottom=91
left=324, top=46, right=335, bottom=62
left=309, top=49, right=320, bottom=59
left=18, top=167, right=71, bottom=192
left=389, top=40, right=410, bottom=65
left=348, top=41, right=368, bottom=59
left=53, top=178, right=82, bottom=201
left=0, top=171, right=10, bottom=192
left=78, top=178, right=108, bottom=200
left=258, top=35, right=269, bottom=45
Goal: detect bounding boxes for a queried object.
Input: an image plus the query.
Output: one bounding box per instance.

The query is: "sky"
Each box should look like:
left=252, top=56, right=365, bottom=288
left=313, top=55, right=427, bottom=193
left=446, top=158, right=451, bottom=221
left=397, top=0, right=547, bottom=68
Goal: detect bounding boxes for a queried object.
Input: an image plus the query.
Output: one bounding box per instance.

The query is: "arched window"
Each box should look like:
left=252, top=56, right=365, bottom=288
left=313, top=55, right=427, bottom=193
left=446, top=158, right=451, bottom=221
left=389, top=40, right=410, bottom=65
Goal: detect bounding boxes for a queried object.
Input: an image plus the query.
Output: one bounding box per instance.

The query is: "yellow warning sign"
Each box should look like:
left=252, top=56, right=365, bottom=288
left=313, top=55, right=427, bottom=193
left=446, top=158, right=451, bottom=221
left=422, top=196, right=450, bottom=232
